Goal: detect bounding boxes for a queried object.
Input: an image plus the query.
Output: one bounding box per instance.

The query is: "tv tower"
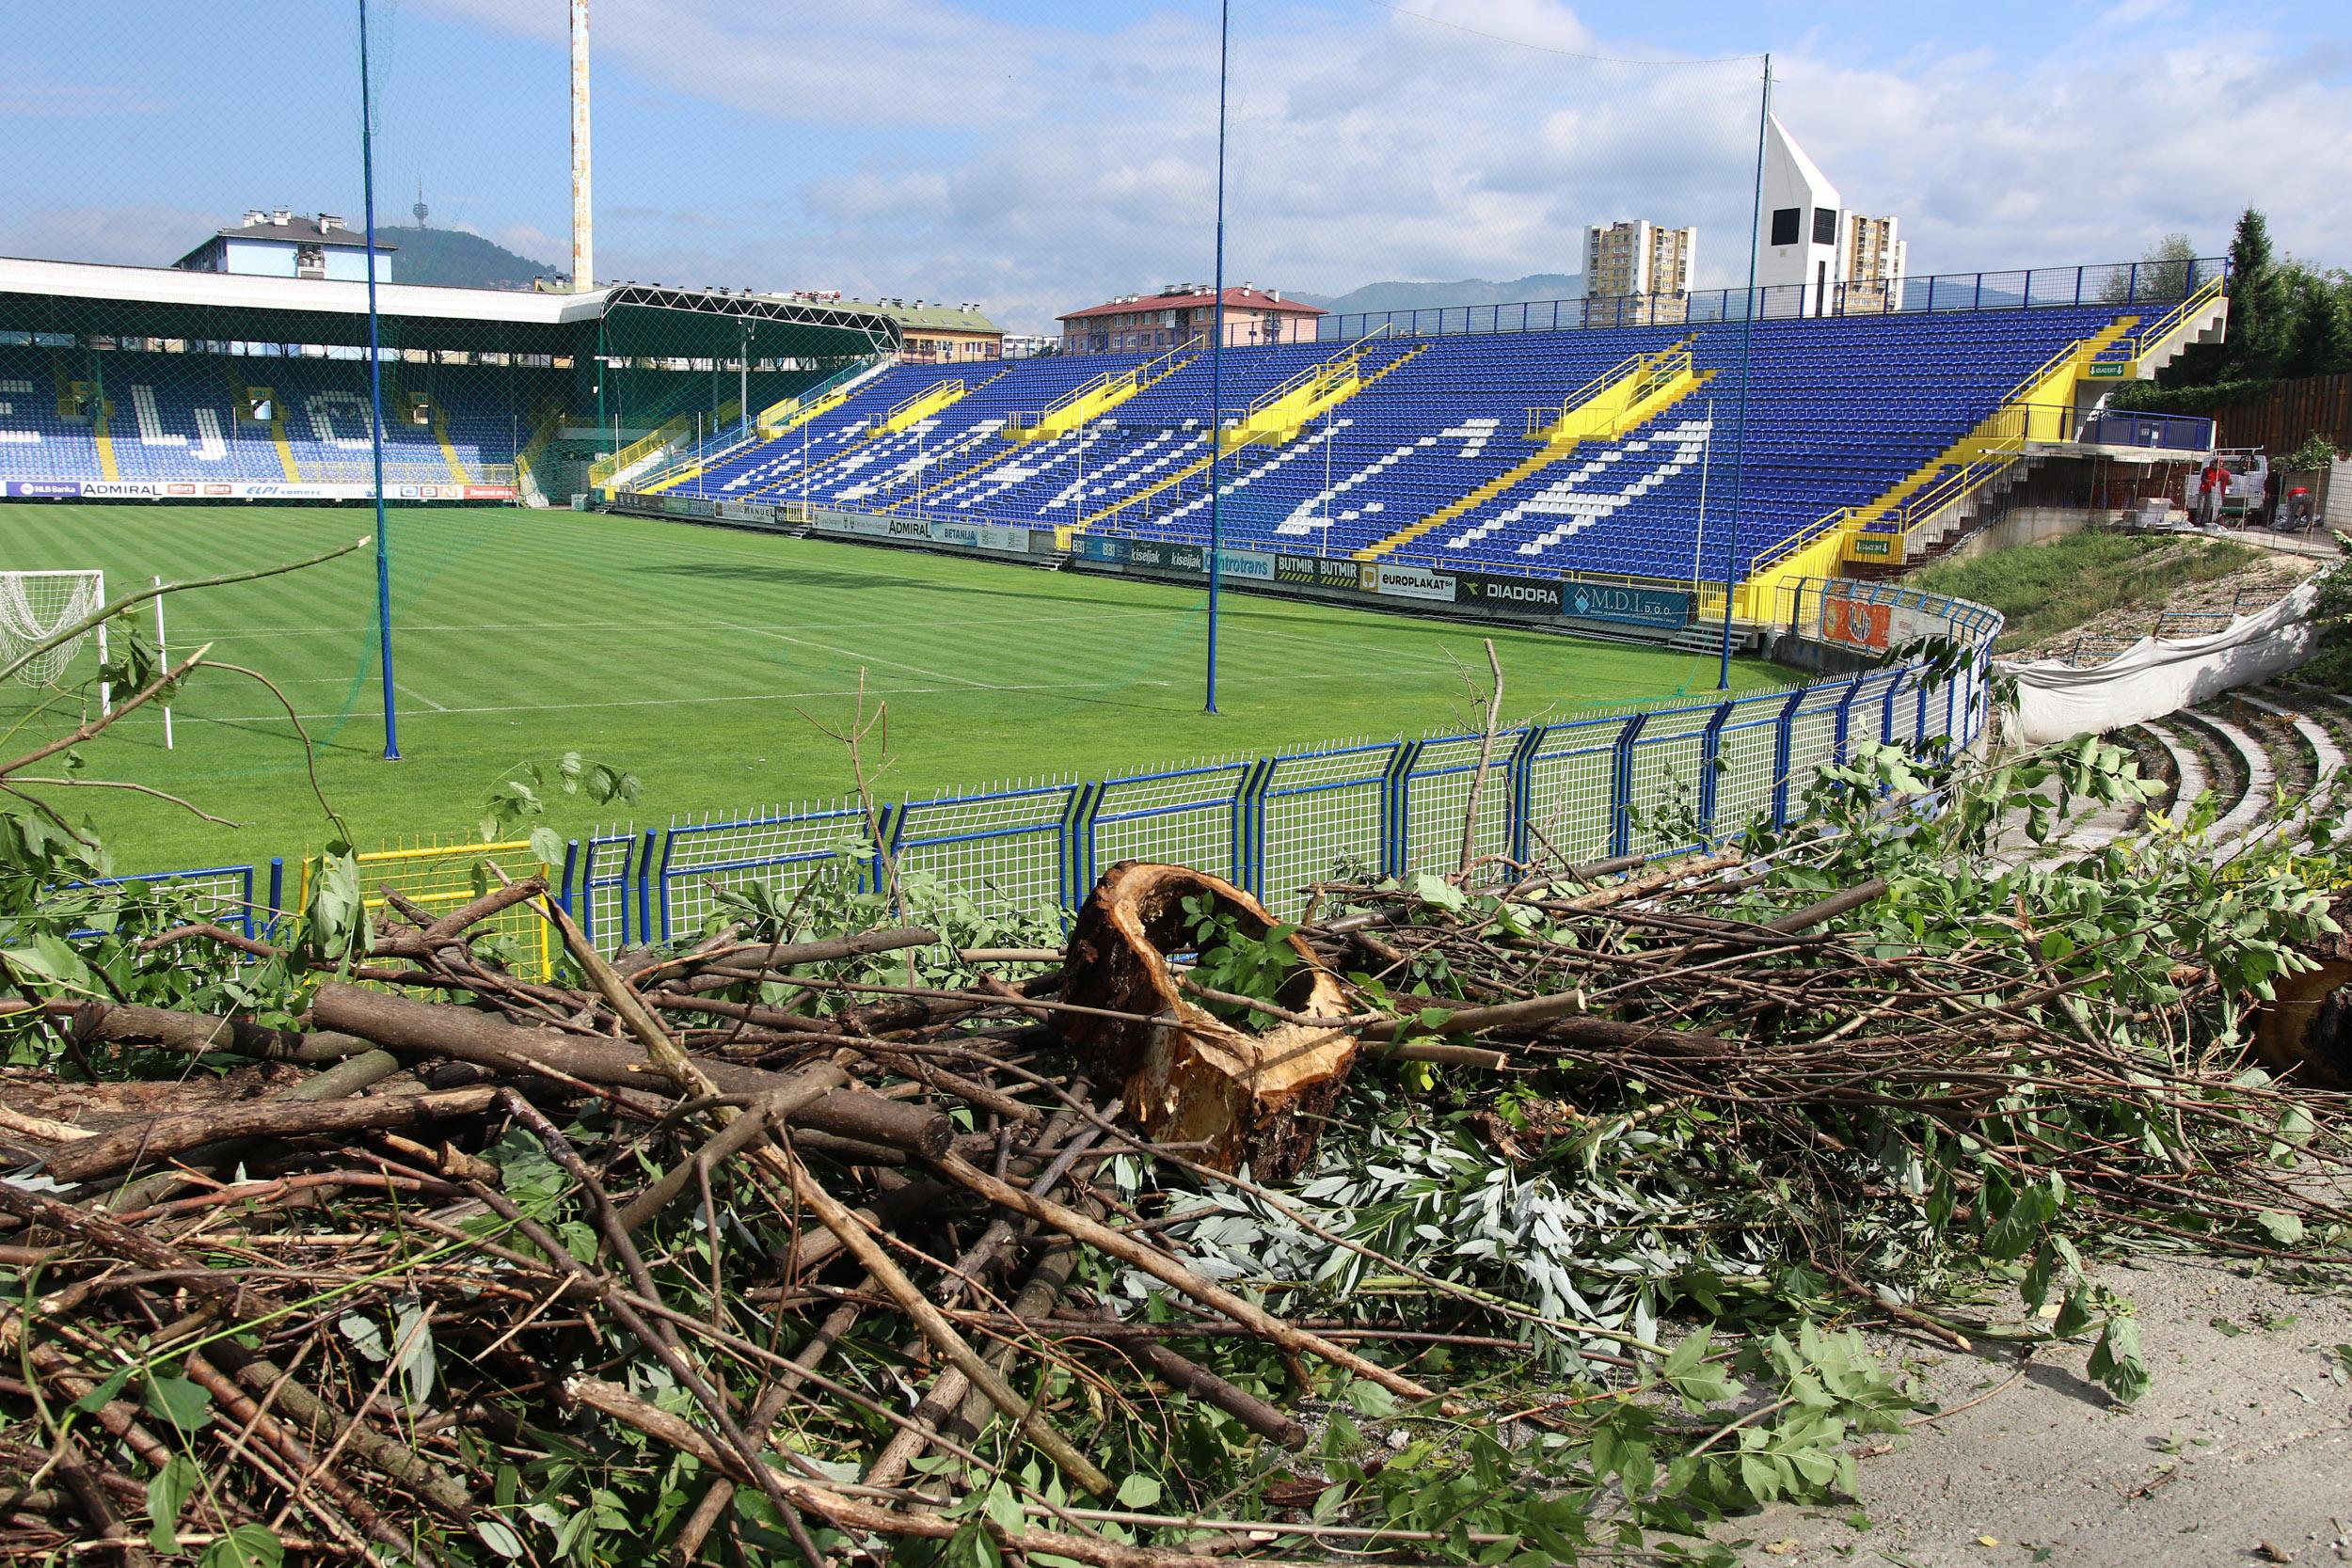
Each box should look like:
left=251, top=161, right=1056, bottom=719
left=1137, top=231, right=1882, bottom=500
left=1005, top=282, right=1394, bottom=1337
left=411, top=182, right=428, bottom=229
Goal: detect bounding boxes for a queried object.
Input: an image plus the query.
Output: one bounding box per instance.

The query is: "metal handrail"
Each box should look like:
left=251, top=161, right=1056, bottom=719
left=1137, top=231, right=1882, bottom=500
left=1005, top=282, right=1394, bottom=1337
left=1244, top=323, right=1397, bottom=420
left=1523, top=346, right=1692, bottom=441
left=2110, top=271, right=2228, bottom=363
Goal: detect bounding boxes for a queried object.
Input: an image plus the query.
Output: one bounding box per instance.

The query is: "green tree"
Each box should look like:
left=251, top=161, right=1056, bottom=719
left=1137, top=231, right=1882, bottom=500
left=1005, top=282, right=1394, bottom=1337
left=2103, top=232, right=2196, bottom=304
left=2280, top=265, right=2352, bottom=380
left=2224, top=206, right=2289, bottom=379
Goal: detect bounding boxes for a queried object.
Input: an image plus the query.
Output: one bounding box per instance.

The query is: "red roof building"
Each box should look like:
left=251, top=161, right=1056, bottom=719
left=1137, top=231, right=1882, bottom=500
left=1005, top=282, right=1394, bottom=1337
left=1057, top=282, right=1325, bottom=356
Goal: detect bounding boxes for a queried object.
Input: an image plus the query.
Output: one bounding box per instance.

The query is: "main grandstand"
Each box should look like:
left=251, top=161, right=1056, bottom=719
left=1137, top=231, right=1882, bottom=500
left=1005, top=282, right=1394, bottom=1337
left=0, top=254, right=909, bottom=506
left=634, top=265, right=2229, bottom=613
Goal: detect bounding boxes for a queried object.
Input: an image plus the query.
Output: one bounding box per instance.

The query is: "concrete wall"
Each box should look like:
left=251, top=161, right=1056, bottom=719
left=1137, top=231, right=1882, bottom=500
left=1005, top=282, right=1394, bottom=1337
left=1937, top=505, right=2096, bottom=565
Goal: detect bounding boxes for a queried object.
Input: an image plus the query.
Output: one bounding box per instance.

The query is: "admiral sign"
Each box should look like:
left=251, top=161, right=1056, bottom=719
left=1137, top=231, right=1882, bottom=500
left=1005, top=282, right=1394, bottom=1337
left=1454, top=572, right=1564, bottom=615
left=1560, top=583, right=1693, bottom=629
left=1374, top=564, right=1456, bottom=603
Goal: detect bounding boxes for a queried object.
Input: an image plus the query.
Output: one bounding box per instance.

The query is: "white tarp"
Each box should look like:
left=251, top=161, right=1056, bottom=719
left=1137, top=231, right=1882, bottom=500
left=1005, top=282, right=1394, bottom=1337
left=1998, top=578, right=2323, bottom=744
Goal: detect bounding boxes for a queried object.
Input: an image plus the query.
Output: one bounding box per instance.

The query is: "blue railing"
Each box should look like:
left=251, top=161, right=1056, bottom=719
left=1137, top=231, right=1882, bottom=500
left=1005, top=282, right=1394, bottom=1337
left=79, top=578, right=1996, bottom=951
left=1314, top=258, right=2227, bottom=344
left=2077, top=409, right=2216, bottom=451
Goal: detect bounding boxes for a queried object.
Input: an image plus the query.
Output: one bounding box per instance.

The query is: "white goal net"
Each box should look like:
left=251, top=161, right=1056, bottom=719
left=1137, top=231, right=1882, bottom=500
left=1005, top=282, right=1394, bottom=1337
left=0, top=570, right=107, bottom=690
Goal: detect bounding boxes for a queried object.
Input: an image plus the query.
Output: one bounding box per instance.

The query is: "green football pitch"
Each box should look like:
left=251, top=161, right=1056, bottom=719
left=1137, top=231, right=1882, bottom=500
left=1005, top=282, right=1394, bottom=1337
left=1, top=503, right=1788, bottom=872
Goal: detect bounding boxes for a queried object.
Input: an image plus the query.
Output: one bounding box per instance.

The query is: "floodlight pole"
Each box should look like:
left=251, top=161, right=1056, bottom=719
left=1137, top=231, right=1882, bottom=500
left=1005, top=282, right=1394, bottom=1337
left=1718, top=55, right=1770, bottom=693
left=1204, top=0, right=1231, bottom=716
left=359, top=0, right=399, bottom=759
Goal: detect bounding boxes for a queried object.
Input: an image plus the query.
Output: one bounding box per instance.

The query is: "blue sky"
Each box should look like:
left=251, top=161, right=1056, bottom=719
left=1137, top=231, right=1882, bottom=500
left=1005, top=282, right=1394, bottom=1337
left=2, top=1, right=2345, bottom=333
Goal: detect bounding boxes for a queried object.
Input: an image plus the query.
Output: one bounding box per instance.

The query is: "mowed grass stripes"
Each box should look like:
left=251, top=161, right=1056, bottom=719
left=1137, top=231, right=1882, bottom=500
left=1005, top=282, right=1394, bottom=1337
left=0, top=503, right=1785, bottom=871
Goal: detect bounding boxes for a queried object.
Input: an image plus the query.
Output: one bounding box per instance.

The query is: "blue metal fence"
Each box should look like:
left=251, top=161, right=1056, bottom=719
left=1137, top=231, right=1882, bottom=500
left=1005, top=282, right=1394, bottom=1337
left=1315, top=258, right=2226, bottom=344
left=74, top=578, right=1999, bottom=951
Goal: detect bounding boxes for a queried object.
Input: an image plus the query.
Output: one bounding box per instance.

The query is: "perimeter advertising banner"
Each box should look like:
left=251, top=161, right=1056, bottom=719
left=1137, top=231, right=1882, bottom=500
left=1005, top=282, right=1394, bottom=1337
left=1374, top=564, right=1456, bottom=602
left=1560, top=582, right=1695, bottom=629
left=1273, top=553, right=1370, bottom=592
left=1076, top=535, right=1130, bottom=565
left=1454, top=571, right=1565, bottom=615
left=1818, top=584, right=1893, bottom=650
left=4, top=479, right=514, bottom=502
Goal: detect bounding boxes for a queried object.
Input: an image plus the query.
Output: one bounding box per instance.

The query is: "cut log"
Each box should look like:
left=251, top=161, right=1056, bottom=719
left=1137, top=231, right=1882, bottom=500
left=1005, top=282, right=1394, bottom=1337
left=1057, top=861, right=1356, bottom=1181
left=2253, top=890, right=2352, bottom=1087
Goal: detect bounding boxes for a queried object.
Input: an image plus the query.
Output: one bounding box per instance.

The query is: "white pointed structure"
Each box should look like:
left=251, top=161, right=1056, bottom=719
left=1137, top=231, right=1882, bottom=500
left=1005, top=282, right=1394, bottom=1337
left=1756, top=115, right=1841, bottom=316
left=1752, top=115, right=1907, bottom=319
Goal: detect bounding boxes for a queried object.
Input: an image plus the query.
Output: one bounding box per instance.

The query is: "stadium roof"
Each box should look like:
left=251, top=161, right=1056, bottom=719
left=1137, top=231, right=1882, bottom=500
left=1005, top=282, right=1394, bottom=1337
left=848, top=298, right=1002, bottom=335
left=0, top=255, right=907, bottom=357
left=1059, top=285, right=1324, bottom=323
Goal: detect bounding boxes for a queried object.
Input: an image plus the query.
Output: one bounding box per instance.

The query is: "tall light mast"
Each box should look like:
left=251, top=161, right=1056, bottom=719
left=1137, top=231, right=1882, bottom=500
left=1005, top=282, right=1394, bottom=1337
left=570, top=0, right=593, bottom=290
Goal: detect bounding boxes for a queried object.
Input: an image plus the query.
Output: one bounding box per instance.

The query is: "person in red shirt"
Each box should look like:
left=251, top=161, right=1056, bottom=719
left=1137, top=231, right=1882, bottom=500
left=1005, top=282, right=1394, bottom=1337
left=2196, top=457, right=2227, bottom=527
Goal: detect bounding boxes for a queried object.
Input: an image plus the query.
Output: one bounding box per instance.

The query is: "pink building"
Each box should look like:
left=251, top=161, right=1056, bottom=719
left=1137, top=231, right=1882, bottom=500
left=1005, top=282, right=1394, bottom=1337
left=1057, top=282, right=1325, bottom=356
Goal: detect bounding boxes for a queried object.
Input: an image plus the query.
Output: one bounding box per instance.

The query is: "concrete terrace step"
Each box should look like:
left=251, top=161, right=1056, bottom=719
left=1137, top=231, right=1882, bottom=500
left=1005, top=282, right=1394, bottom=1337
left=2239, top=690, right=2344, bottom=848
left=2173, top=707, right=2271, bottom=844
left=2141, top=715, right=2209, bottom=826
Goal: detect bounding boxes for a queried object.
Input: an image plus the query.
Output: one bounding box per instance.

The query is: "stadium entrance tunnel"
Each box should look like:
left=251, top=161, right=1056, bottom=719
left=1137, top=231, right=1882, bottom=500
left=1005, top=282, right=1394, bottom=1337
left=1057, top=861, right=1357, bottom=1182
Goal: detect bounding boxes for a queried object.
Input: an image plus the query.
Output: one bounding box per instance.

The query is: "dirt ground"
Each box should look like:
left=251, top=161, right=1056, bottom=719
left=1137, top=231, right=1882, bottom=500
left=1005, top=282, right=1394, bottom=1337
left=1723, top=1256, right=2352, bottom=1566
left=2013, top=533, right=2330, bottom=663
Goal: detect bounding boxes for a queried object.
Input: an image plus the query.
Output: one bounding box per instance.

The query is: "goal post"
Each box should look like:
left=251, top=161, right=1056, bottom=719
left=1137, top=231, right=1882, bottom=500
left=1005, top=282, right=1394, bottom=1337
left=0, top=569, right=110, bottom=711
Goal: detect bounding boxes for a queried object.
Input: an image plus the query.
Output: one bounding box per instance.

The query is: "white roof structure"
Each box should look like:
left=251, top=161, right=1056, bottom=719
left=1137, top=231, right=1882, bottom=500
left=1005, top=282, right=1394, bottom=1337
left=0, top=254, right=610, bottom=326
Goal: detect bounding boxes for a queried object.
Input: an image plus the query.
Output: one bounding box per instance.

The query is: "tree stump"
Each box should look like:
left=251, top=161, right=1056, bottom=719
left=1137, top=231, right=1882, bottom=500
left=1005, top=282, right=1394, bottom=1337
left=1057, top=862, right=1359, bottom=1181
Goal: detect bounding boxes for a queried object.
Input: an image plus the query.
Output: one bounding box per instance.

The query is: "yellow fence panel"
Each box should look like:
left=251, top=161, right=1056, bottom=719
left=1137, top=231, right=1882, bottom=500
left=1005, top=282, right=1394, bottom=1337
left=301, top=838, right=555, bottom=980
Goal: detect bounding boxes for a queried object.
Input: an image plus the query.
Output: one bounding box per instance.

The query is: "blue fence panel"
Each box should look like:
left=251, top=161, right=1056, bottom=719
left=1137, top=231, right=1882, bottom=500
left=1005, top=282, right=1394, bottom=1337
left=1711, top=691, right=1791, bottom=841
left=1078, top=761, right=1254, bottom=895
left=577, top=832, right=641, bottom=953
left=1848, top=669, right=1907, bottom=752
left=1257, top=743, right=1403, bottom=915
left=1783, top=676, right=1861, bottom=823
left=69, top=864, right=257, bottom=942
left=888, top=782, right=1082, bottom=920
left=657, top=802, right=876, bottom=942
left=1518, top=714, right=1626, bottom=870
left=1623, top=701, right=1724, bottom=859
left=1397, top=730, right=1527, bottom=879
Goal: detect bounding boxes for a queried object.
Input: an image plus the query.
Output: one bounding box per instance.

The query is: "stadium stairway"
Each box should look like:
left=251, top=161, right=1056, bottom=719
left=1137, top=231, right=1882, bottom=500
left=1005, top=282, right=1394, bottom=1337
left=1005, top=344, right=1195, bottom=443
left=1354, top=341, right=1708, bottom=561
left=892, top=349, right=1200, bottom=511
left=1066, top=340, right=1426, bottom=538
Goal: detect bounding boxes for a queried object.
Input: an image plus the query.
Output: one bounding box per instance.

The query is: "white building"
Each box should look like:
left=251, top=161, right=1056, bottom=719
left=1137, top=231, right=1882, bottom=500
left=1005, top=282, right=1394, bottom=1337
left=174, top=210, right=394, bottom=285
left=1585, top=221, right=1697, bottom=303
left=1753, top=117, right=1905, bottom=317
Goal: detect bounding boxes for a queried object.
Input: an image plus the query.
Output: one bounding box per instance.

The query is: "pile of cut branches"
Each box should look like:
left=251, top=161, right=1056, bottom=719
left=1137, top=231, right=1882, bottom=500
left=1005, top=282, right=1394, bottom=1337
left=1, top=727, right=2347, bottom=1565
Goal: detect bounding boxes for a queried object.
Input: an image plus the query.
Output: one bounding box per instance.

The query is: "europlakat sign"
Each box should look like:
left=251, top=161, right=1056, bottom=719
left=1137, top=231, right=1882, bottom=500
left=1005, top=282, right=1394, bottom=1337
left=1374, top=563, right=1456, bottom=602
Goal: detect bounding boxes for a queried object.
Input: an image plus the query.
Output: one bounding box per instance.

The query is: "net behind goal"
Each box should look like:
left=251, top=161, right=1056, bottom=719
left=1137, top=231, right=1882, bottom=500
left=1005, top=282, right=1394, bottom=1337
left=0, top=570, right=107, bottom=690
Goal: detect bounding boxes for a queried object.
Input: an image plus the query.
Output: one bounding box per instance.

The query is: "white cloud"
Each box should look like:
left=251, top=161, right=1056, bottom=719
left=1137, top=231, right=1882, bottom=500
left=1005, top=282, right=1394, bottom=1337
left=8, top=2, right=2351, bottom=334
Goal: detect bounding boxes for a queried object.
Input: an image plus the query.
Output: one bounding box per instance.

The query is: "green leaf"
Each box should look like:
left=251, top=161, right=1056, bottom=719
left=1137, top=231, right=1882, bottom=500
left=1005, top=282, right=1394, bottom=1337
left=472, top=1519, right=525, bottom=1560
left=200, top=1524, right=284, bottom=1568
left=72, top=1365, right=135, bottom=1414
left=142, top=1374, right=213, bottom=1432
left=2254, top=1211, right=2306, bottom=1246
left=1343, top=1379, right=1400, bottom=1418
left=529, top=825, right=564, bottom=870
left=1410, top=871, right=1469, bottom=911
left=2088, top=1316, right=2150, bottom=1405
left=1114, top=1474, right=1162, bottom=1511
left=146, top=1454, right=202, bottom=1552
